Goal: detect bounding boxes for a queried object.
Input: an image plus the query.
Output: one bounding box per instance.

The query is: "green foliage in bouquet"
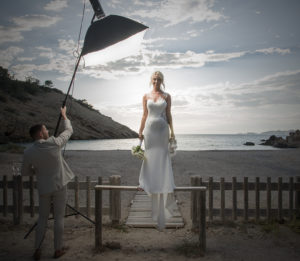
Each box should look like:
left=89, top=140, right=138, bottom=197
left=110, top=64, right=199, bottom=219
left=131, top=145, right=146, bottom=160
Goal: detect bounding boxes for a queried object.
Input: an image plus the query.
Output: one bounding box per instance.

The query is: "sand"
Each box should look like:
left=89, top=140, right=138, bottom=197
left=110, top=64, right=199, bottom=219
left=1, top=149, right=300, bottom=260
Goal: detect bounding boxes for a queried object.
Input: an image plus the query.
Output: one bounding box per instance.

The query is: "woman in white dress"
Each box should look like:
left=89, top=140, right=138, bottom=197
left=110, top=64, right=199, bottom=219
left=138, top=71, right=176, bottom=230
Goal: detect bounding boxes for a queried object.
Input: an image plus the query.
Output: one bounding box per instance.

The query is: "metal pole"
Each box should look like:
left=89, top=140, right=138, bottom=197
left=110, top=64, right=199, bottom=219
left=54, top=53, right=82, bottom=136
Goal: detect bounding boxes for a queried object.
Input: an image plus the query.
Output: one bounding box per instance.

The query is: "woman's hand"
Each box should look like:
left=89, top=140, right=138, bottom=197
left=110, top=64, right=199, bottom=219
left=170, top=132, right=175, bottom=139
left=138, top=134, right=144, bottom=141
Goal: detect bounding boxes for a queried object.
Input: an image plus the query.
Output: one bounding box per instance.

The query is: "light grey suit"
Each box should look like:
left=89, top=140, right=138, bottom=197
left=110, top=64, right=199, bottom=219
left=22, top=119, right=74, bottom=250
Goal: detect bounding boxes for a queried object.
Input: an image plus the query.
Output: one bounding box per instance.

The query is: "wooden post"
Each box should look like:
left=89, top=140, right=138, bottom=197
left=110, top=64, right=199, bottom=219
left=17, top=175, right=23, bottom=224
left=244, top=177, right=248, bottom=222
left=3, top=175, right=8, bottom=217
left=109, top=175, right=121, bottom=225
left=13, top=176, right=18, bottom=225
left=208, top=177, right=213, bottom=222
left=232, top=177, right=237, bottom=221
left=220, top=177, right=225, bottom=223
left=75, top=176, right=79, bottom=219
left=199, top=189, right=206, bottom=255
left=289, top=177, right=294, bottom=221
left=296, top=177, right=300, bottom=217
left=278, top=177, right=282, bottom=222
left=255, top=177, right=260, bottom=222
left=95, top=177, right=103, bottom=251
left=29, top=176, right=35, bottom=217
left=191, top=176, right=198, bottom=228
left=86, top=176, right=91, bottom=218
left=267, top=177, right=271, bottom=222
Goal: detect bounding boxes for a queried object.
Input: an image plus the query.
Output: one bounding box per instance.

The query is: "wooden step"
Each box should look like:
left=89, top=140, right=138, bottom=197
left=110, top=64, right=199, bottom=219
left=125, top=192, right=184, bottom=228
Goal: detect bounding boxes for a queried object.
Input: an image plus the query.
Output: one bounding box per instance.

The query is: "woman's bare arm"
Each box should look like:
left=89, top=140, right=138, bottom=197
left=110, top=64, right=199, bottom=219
left=138, top=94, right=148, bottom=140
left=166, top=94, right=175, bottom=138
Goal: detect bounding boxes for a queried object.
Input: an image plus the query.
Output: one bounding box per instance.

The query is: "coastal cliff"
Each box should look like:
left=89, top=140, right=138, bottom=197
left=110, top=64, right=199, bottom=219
left=0, top=67, right=138, bottom=142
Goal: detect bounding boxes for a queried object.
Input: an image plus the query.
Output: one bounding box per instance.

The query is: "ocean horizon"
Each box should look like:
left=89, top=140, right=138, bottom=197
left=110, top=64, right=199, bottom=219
left=55, top=133, right=283, bottom=151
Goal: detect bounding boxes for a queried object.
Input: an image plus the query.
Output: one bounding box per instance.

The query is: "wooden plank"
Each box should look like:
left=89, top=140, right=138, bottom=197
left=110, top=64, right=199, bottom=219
left=289, top=177, right=294, bottom=221
left=278, top=177, right=282, bottom=221
left=232, top=177, right=237, bottom=221
left=17, top=176, right=23, bottom=224
left=13, top=176, right=18, bottom=225
left=95, top=185, right=207, bottom=191
left=109, top=175, right=121, bottom=225
left=220, top=178, right=225, bottom=223
left=244, top=177, right=248, bottom=222
left=126, top=191, right=184, bottom=228
left=255, top=177, right=260, bottom=222
left=267, top=177, right=272, bottom=222
left=74, top=176, right=79, bottom=219
left=95, top=177, right=102, bottom=251
left=86, top=176, right=91, bottom=218
left=208, top=177, right=213, bottom=221
left=2, top=175, right=7, bottom=217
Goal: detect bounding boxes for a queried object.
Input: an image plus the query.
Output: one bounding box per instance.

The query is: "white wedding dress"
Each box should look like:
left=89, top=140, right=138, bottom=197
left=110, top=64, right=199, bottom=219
left=138, top=92, right=176, bottom=229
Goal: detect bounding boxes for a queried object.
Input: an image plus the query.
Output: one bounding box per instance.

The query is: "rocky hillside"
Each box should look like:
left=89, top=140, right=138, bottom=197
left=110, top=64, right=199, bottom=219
left=0, top=67, right=138, bottom=142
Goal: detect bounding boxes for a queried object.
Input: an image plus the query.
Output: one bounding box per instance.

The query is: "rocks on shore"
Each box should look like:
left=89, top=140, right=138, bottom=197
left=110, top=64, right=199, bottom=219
left=244, top=142, right=255, bottom=146
left=260, top=130, right=300, bottom=148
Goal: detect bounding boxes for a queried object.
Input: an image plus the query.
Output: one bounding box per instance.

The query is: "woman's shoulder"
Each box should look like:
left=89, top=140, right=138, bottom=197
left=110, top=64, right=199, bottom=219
left=162, top=92, right=171, bottom=99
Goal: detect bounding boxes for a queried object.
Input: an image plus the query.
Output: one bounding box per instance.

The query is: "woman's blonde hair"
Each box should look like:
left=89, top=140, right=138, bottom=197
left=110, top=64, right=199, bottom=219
left=150, top=71, right=165, bottom=89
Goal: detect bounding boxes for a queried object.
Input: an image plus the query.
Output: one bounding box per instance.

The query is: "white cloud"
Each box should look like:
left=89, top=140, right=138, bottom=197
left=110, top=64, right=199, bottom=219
left=255, top=47, right=290, bottom=55
left=44, top=0, right=68, bottom=12
left=17, top=57, right=36, bottom=62
left=12, top=15, right=61, bottom=31
left=0, top=46, right=24, bottom=68
left=128, top=0, right=226, bottom=27
left=0, top=15, right=61, bottom=44
left=80, top=46, right=290, bottom=80
left=0, top=25, right=23, bottom=44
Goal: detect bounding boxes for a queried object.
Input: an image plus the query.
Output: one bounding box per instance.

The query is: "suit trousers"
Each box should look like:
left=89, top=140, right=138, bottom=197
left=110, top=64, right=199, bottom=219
left=35, top=186, right=67, bottom=250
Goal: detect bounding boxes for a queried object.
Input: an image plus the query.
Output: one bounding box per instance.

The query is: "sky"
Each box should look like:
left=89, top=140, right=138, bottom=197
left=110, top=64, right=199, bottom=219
left=1, top=0, right=300, bottom=134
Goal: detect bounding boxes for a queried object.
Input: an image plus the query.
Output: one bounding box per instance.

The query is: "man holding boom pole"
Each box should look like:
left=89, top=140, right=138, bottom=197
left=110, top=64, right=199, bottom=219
left=21, top=106, right=74, bottom=260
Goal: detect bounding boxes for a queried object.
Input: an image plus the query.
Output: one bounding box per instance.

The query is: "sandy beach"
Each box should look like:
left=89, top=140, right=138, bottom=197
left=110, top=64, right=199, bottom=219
left=1, top=149, right=300, bottom=260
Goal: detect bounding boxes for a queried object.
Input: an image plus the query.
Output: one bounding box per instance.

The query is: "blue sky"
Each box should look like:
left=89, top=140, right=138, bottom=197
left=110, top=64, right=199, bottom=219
left=1, top=0, right=300, bottom=134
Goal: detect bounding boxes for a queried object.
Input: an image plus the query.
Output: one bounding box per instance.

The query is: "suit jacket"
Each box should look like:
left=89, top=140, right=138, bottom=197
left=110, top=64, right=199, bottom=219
left=22, top=119, right=75, bottom=195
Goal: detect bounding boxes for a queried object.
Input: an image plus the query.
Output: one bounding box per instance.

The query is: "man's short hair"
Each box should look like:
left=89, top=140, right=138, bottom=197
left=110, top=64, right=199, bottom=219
left=29, top=124, right=43, bottom=139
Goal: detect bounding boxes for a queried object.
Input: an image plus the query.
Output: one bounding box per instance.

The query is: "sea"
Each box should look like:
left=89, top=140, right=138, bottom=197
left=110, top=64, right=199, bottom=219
left=57, top=134, right=282, bottom=151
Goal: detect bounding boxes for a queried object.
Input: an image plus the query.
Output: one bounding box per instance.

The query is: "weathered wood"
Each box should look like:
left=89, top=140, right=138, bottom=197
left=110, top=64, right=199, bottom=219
left=220, top=178, right=225, bottom=223
left=191, top=176, right=198, bottom=228
left=13, top=176, right=18, bottom=225
left=267, top=177, right=271, bottom=222
left=278, top=177, right=282, bottom=221
left=232, top=177, right=237, bottom=221
left=29, top=176, right=35, bottom=217
left=74, top=176, right=79, bottom=219
left=95, top=185, right=207, bottom=191
left=289, top=177, right=294, bottom=221
left=109, top=175, right=121, bottom=225
left=95, top=177, right=102, bottom=251
left=255, top=177, right=260, bottom=222
left=2, top=175, right=7, bottom=217
left=296, top=177, right=300, bottom=217
left=208, top=177, right=213, bottom=221
left=199, top=190, right=206, bottom=255
left=86, top=176, right=91, bottom=218
left=244, top=177, right=248, bottom=222
left=17, top=175, right=23, bottom=224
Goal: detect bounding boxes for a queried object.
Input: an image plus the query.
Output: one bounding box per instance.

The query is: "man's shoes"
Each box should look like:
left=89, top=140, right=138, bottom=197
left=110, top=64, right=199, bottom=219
left=54, top=246, right=69, bottom=259
left=33, top=249, right=41, bottom=260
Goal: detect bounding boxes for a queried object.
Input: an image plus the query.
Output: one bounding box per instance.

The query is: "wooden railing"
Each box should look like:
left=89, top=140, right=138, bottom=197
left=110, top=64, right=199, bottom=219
left=191, top=176, right=300, bottom=225
left=0, top=175, right=121, bottom=225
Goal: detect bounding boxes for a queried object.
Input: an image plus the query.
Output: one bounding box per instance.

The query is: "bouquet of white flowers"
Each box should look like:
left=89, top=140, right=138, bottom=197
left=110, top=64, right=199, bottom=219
left=169, top=137, right=177, bottom=157
left=131, top=140, right=146, bottom=160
